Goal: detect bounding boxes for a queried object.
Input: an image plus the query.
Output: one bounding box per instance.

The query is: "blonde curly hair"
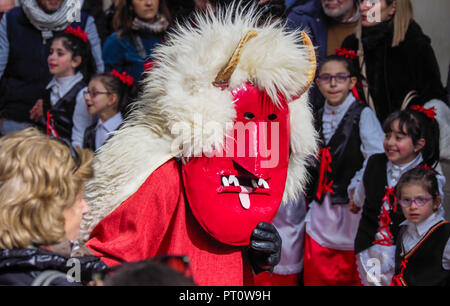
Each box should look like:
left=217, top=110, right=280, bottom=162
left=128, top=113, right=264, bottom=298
left=0, top=128, right=93, bottom=249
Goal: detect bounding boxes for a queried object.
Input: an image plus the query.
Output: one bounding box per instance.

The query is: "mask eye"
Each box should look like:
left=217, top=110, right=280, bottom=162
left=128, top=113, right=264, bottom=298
left=244, top=112, right=255, bottom=120
left=268, top=114, right=277, bottom=121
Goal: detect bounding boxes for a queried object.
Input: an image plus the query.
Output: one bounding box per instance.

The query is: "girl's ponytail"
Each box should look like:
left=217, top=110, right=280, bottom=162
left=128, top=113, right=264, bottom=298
left=410, top=106, right=440, bottom=169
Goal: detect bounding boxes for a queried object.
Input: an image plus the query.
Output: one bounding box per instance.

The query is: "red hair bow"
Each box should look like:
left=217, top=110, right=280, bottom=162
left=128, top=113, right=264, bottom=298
left=410, top=105, right=436, bottom=120
left=335, top=48, right=358, bottom=60
left=111, top=70, right=135, bottom=86
left=65, top=26, right=89, bottom=43
left=417, top=164, right=432, bottom=171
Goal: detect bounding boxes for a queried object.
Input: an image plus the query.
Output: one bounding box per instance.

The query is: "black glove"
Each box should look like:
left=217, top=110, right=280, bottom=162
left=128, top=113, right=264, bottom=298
left=248, top=221, right=282, bottom=274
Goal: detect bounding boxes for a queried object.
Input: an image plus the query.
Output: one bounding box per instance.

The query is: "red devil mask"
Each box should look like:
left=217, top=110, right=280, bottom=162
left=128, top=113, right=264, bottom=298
left=182, top=82, right=290, bottom=246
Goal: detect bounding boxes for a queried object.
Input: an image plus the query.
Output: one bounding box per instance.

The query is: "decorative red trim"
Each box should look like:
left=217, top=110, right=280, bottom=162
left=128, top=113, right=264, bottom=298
left=373, top=187, right=397, bottom=246
left=316, top=147, right=334, bottom=201
left=410, top=105, right=436, bottom=120
left=110, top=69, right=135, bottom=86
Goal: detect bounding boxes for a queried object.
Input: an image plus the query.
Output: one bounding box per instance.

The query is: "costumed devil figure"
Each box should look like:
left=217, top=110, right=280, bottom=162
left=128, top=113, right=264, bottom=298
left=79, top=3, right=318, bottom=286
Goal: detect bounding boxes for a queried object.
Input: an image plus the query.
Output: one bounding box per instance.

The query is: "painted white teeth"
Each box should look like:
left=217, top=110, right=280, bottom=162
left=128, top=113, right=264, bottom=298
left=222, top=176, right=230, bottom=187
left=251, top=179, right=258, bottom=188
left=258, top=178, right=269, bottom=189
left=223, top=176, right=268, bottom=189
left=228, top=175, right=240, bottom=186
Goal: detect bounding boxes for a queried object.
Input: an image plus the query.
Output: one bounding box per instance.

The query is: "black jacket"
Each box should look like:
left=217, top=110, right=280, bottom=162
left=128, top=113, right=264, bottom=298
left=342, top=20, right=448, bottom=123
left=0, top=247, right=107, bottom=286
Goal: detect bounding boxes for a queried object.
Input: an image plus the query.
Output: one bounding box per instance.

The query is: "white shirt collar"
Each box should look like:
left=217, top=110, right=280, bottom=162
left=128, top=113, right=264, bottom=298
left=401, top=211, right=444, bottom=238
left=97, top=112, right=123, bottom=133
left=46, top=72, right=84, bottom=97
left=386, top=153, right=423, bottom=186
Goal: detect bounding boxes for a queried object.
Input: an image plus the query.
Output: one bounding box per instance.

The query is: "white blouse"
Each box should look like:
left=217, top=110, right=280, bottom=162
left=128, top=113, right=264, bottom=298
left=95, top=112, right=123, bottom=150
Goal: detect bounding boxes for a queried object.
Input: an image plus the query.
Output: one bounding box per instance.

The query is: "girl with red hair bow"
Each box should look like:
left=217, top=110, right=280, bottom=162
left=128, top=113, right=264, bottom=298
left=82, top=70, right=135, bottom=151
left=29, top=26, right=96, bottom=147
left=352, top=106, right=445, bottom=286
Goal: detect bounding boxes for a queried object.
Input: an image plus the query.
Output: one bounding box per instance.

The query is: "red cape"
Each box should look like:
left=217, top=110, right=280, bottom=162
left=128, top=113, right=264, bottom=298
left=86, top=159, right=255, bottom=285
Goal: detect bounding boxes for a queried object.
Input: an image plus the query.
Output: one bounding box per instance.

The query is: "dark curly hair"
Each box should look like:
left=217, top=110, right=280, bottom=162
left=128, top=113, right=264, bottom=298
left=51, top=32, right=97, bottom=82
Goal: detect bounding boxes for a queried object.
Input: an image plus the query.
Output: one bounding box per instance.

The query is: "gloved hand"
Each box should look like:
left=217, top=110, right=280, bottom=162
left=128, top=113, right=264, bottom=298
left=248, top=221, right=282, bottom=274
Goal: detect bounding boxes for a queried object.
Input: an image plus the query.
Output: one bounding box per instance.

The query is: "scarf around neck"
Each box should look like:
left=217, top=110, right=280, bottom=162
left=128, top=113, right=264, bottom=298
left=131, top=14, right=169, bottom=34
left=362, top=20, right=393, bottom=50
left=20, top=0, right=81, bottom=43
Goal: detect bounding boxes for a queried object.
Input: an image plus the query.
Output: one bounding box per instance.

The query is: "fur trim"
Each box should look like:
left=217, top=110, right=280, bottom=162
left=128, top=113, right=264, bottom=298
left=80, top=5, right=318, bottom=242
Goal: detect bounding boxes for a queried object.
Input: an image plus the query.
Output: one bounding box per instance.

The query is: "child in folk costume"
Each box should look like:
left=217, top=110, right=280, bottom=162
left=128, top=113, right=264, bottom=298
left=303, top=51, right=385, bottom=286
left=352, top=106, right=445, bottom=286
left=30, top=26, right=96, bottom=147
left=83, top=70, right=133, bottom=151
left=391, top=167, right=449, bottom=286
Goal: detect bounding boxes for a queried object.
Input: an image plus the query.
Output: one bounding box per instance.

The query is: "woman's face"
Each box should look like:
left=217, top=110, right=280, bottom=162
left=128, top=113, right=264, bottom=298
left=360, top=0, right=396, bottom=27
left=132, top=0, right=160, bottom=23
left=63, top=187, right=89, bottom=241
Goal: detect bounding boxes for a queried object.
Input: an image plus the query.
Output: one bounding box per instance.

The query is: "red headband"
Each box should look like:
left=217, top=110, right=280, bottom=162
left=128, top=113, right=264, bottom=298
left=65, top=26, right=89, bottom=43
left=111, top=70, right=135, bottom=86
left=335, top=48, right=358, bottom=60
left=410, top=105, right=436, bottom=120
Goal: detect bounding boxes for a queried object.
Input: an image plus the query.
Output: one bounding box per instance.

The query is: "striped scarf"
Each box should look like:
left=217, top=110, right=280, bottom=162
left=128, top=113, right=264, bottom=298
left=20, top=0, right=81, bottom=43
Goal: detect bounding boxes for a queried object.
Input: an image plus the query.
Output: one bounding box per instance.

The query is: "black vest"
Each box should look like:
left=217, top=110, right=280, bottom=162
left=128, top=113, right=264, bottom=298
left=83, top=122, right=96, bottom=151
left=394, top=221, right=450, bottom=286
left=354, top=153, right=405, bottom=254
left=309, top=101, right=366, bottom=205
left=43, top=81, right=86, bottom=140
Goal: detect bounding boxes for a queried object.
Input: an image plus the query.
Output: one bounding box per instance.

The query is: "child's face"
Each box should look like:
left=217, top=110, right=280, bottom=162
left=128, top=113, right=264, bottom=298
left=384, top=119, right=425, bottom=165
left=48, top=38, right=80, bottom=78
left=315, top=60, right=356, bottom=107
left=85, top=79, right=116, bottom=116
left=399, top=183, right=439, bottom=225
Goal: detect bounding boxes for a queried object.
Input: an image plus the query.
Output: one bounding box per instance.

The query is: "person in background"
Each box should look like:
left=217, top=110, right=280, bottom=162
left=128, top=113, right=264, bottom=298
left=323, top=0, right=359, bottom=56
left=83, top=70, right=134, bottom=151
left=341, top=0, right=448, bottom=124
left=102, top=0, right=172, bottom=82
left=81, top=0, right=109, bottom=45
left=103, top=0, right=120, bottom=41
left=0, top=0, right=15, bottom=21
left=0, top=128, right=107, bottom=286
left=0, top=0, right=103, bottom=136
left=391, top=167, right=449, bottom=286
left=303, top=53, right=384, bottom=286
left=285, top=0, right=359, bottom=113
left=98, top=256, right=196, bottom=286
left=352, top=106, right=444, bottom=285
left=32, top=26, right=95, bottom=147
